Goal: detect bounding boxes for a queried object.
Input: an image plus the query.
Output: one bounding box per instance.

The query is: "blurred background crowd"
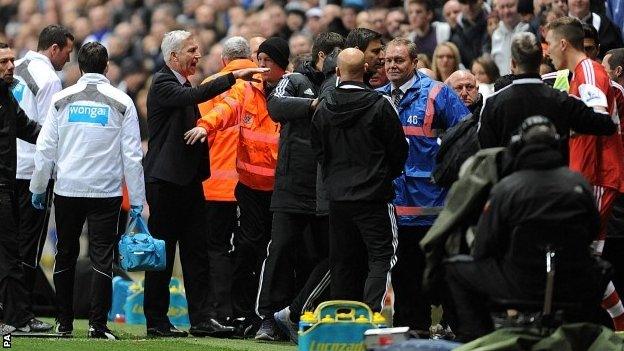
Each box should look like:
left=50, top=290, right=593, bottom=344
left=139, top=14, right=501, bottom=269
left=0, top=0, right=621, bottom=137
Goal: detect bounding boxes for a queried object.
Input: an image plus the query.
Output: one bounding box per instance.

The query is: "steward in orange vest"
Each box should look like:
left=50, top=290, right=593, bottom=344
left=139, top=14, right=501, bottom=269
left=184, top=37, right=283, bottom=329
left=195, top=64, right=279, bottom=192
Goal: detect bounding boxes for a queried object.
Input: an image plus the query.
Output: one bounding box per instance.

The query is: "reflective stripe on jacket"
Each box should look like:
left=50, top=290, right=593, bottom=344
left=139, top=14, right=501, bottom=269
left=197, top=61, right=279, bottom=192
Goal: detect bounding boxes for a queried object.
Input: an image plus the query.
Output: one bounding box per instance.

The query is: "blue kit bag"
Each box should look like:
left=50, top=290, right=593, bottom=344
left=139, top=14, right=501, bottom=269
left=119, top=216, right=166, bottom=271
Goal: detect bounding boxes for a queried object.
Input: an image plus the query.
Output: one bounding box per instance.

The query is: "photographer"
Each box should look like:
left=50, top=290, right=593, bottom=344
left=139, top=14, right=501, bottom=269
left=446, top=116, right=609, bottom=341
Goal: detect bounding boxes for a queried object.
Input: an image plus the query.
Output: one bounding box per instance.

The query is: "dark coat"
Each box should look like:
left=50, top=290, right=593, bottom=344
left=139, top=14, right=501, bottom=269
left=311, top=81, right=408, bottom=202
left=473, top=144, right=602, bottom=299
left=478, top=74, right=617, bottom=150
left=267, top=62, right=325, bottom=214
left=0, top=80, right=39, bottom=186
left=584, top=12, right=624, bottom=59
left=143, top=65, right=235, bottom=186
left=450, top=10, right=489, bottom=67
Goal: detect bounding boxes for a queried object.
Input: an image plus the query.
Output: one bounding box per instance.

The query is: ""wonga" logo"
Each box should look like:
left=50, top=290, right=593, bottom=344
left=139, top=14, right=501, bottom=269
left=68, top=104, right=110, bottom=126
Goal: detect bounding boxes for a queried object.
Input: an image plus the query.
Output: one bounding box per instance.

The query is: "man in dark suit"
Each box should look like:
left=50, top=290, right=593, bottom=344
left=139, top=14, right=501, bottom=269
left=143, top=30, right=266, bottom=338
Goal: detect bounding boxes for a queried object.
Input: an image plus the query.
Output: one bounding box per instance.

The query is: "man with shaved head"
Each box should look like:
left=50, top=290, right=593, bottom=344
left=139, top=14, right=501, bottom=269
left=336, top=47, right=366, bottom=78
left=249, top=36, right=266, bottom=64
left=445, top=70, right=482, bottom=114
left=311, top=48, right=408, bottom=312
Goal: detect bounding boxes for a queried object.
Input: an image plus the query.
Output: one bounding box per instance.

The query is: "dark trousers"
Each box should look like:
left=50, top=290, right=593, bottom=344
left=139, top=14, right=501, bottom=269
left=256, top=212, right=328, bottom=318
left=290, top=258, right=330, bottom=322
left=53, top=195, right=121, bottom=327
left=15, top=179, right=53, bottom=302
left=231, top=182, right=273, bottom=319
left=445, top=259, right=511, bottom=341
left=0, top=189, right=34, bottom=327
left=605, top=194, right=624, bottom=302
left=144, top=180, right=211, bottom=328
left=329, top=201, right=397, bottom=312
left=392, top=225, right=430, bottom=330
left=205, top=201, right=237, bottom=319
left=603, top=237, right=624, bottom=302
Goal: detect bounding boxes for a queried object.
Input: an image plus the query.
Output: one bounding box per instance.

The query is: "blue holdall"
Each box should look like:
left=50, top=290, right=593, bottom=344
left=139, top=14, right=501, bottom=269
left=119, top=216, right=166, bottom=271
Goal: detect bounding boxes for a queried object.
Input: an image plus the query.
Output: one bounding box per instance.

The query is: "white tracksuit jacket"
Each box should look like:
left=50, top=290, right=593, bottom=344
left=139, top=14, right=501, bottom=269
left=13, top=50, right=62, bottom=180
left=30, top=73, right=146, bottom=206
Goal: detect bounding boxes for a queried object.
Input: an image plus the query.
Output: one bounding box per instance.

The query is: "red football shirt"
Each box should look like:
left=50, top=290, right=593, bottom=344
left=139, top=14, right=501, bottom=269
left=569, top=58, right=624, bottom=191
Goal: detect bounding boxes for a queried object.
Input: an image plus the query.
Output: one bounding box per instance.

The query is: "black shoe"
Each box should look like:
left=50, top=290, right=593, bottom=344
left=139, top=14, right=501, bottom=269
left=231, top=317, right=260, bottom=339
left=88, top=325, right=118, bottom=340
left=274, top=307, right=298, bottom=344
left=189, top=318, right=235, bottom=337
left=255, top=317, right=281, bottom=341
left=55, top=323, right=73, bottom=336
left=146, top=325, right=188, bottom=338
left=16, top=318, right=53, bottom=333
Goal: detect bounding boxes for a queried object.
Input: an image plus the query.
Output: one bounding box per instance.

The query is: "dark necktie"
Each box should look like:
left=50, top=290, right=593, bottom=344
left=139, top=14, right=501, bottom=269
left=392, top=89, right=403, bottom=108
left=183, top=80, right=192, bottom=87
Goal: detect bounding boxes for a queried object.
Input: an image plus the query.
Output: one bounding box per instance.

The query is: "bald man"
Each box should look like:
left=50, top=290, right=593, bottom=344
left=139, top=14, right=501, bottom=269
left=336, top=47, right=366, bottom=80
left=310, top=48, right=408, bottom=312
left=250, top=36, right=266, bottom=64
left=445, top=70, right=482, bottom=114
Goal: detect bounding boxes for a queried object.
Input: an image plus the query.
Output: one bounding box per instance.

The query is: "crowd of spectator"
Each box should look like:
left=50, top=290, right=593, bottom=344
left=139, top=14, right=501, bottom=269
left=0, top=0, right=621, bottom=140
left=1, top=0, right=624, bottom=343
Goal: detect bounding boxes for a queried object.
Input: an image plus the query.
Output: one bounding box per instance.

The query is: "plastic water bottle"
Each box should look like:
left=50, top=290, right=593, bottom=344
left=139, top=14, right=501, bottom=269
left=299, top=311, right=316, bottom=333
left=372, top=312, right=387, bottom=328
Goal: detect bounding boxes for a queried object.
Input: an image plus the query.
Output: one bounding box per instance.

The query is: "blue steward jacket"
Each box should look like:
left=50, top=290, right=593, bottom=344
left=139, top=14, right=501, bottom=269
left=379, top=72, right=469, bottom=226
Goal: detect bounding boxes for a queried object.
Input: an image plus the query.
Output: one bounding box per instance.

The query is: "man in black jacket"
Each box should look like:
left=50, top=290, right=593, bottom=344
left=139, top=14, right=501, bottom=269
left=0, top=43, right=51, bottom=334
left=311, top=48, right=408, bottom=312
left=142, top=30, right=265, bottom=338
left=478, top=32, right=616, bottom=150
left=569, top=0, right=623, bottom=59
left=255, top=32, right=344, bottom=342
left=447, top=116, right=609, bottom=341
left=450, top=0, right=489, bottom=67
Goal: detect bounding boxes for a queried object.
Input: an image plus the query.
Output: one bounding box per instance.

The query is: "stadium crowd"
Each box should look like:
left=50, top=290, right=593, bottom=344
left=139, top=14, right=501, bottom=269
left=1, top=0, right=624, bottom=345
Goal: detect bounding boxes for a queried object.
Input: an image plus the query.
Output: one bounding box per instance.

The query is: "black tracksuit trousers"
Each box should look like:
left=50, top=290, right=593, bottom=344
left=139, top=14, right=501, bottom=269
left=256, top=212, right=328, bottom=318
left=205, top=201, right=237, bottom=319
left=329, top=201, right=397, bottom=312
left=0, top=189, right=34, bottom=327
left=15, top=179, right=53, bottom=302
left=231, top=183, right=273, bottom=319
left=53, top=195, right=121, bottom=327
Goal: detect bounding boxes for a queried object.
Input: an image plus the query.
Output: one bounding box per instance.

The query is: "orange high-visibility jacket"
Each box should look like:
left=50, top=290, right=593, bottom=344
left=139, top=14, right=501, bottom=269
left=197, top=60, right=251, bottom=201
left=197, top=59, right=279, bottom=192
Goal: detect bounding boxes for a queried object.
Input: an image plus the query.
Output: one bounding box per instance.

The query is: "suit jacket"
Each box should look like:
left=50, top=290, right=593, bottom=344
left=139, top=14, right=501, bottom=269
left=144, top=65, right=235, bottom=185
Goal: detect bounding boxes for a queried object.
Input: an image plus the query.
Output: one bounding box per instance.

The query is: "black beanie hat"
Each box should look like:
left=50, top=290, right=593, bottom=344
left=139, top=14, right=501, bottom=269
left=258, top=37, right=290, bottom=70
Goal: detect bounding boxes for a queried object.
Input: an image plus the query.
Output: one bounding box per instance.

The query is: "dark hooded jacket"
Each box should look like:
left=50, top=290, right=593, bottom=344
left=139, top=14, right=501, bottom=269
left=267, top=61, right=326, bottom=214
left=310, top=81, right=408, bottom=202
left=474, top=142, right=604, bottom=300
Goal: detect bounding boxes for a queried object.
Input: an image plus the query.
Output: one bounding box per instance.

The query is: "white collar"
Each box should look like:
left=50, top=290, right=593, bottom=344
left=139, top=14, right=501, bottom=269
left=23, top=50, right=55, bottom=72
left=77, top=73, right=110, bottom=85
left=170, top=67, right=188, bottom=85
left=391, top=73, right=417, bottom=95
